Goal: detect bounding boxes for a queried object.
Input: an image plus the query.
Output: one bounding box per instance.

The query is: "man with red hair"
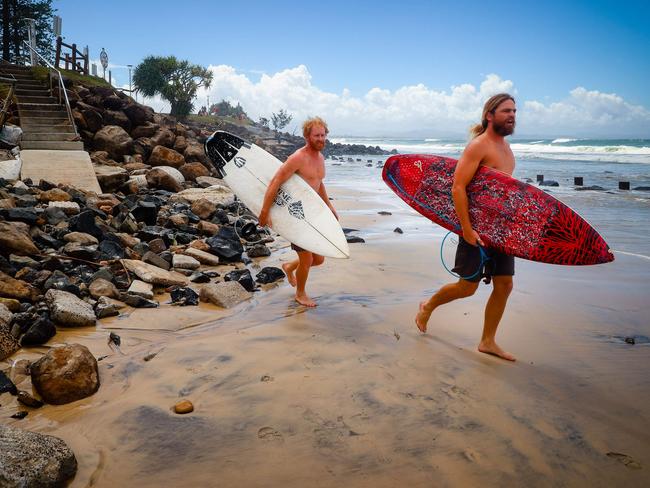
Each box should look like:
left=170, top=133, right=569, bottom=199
left=259, top=117, right=339, bottom=307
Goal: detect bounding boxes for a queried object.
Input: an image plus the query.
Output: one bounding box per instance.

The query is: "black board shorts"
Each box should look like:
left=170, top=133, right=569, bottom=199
left=291, top=243, right=308, bottom=253
left=452, top=237, right=515, bottom=283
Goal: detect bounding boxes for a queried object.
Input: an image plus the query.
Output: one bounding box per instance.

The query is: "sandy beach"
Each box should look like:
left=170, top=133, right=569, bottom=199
left=2, top=176, right=649, bottom=487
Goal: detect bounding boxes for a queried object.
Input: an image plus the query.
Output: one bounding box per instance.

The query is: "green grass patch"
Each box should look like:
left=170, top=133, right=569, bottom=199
left=30, top=66, right=111, bottom=87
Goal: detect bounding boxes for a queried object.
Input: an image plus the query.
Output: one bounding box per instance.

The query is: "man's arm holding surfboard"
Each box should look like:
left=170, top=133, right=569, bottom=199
left=258, top=154, right=303, bottom=228
left=452, top=141, right=485, bottom=247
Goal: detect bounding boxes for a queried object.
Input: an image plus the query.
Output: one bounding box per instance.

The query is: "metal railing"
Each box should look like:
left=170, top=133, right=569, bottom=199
left=21, top=40, right=78, bottom=137
left=0, top=74, right=17, bottom=129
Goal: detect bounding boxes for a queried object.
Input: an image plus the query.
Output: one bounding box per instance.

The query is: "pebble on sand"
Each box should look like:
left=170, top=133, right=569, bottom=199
left=174, top=399, right=194, bottom=414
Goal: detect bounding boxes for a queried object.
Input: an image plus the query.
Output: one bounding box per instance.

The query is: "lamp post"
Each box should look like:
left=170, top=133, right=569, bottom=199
left=127, top=64, right=133, bottom=100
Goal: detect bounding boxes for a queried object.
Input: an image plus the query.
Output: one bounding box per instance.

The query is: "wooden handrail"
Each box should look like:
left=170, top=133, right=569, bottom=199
left=0, top=75, right=16, bottom=129
left=55, top=36, right=88, bottom=75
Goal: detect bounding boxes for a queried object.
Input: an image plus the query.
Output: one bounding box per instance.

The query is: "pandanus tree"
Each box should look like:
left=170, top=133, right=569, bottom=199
left=133, top=55, right=212, bottom=118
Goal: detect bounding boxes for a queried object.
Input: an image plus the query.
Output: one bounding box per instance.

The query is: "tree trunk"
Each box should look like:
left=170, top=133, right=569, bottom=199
left=2, top=0, right=11, bottom=61
left=11, top=0, right=20, bottom=63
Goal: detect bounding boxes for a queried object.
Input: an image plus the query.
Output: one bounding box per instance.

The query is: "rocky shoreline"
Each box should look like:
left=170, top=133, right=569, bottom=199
left=0, top=74, right=385, bottom=486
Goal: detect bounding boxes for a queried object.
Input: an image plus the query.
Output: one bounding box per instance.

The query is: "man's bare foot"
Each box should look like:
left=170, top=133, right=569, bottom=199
left=295, top=294, right=317, bottom=307
left=478, top=341, right=516, bottom=361
left=282, top=263, right=296, bottom=287
left=415, top=301, right=431, bottom=333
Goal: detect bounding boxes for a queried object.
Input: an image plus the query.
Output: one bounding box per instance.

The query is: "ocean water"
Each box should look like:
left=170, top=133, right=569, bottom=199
left=325, top=137, right=650, bottom=258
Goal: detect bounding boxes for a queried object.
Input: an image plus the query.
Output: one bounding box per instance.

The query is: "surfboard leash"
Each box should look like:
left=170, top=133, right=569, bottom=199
left=440, top=231, right=492, bottom=282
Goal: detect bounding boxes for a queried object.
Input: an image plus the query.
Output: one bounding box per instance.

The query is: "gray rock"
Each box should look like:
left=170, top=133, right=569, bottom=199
left=45, top=289, right=97, bottom=327
left=127, top=280, right=154, bottom=299
left=172, top=254, right=201, bottom=270
left=199, top=281, right=252, bottom=308
left=183, top=247, right=220, bottom=266
left=89, top=278, right=120, bottom=299
left=63, top=231, right=99, bottom=245
left=121, top=259, right=188, bottom=286
left=0, top=424, right=77, bottom=487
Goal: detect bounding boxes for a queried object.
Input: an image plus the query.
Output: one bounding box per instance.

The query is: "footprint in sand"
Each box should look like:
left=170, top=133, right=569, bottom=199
left=606, top=452, right=642, bottom=470
left=257, top=427, right=284, bottom=443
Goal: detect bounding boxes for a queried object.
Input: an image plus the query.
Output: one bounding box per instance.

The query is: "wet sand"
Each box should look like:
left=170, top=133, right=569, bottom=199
left=2, top=184, right=649, bottom=487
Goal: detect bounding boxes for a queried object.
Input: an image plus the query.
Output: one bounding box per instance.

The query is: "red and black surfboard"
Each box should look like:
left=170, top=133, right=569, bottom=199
left=382, top=154, right=614, bottom=265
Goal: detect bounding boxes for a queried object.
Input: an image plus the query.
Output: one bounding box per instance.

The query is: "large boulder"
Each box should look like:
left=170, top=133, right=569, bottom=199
left=45, top=289, right=97, bottom=327
left=184, top=141, right=208, bottom=164
left=146, top=167, right=184, bottom=192
left=133, top=137, right=155, bottom=160
left=148, top=145, right=186, bottom=169
left=103, top=109, right=132, bottom=133
left=123, top=103, right=153, bottom=127
left=151, top=128, right=175, bottom=147
left=0, top=424, right=78, bottom=487
left=30, top=343, right=100, bottom=404
left=0, top=221, right=39, bottom=255
left=93, top=125, right=134, bottom=160
left=130, top=121, right=159, bottom=139
left=179, top=162, right=210, bottom=181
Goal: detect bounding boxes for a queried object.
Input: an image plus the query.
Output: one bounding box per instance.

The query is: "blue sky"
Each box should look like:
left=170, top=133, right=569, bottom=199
left=53, top=0, right=650, bottom=137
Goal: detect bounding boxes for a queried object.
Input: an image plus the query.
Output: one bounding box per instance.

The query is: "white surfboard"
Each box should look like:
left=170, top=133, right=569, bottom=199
left=204, top=131, right=350, bottom=258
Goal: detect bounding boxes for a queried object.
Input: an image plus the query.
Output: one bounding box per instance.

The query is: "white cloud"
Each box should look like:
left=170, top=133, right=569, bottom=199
left=141, top=63, right=649, bottom=137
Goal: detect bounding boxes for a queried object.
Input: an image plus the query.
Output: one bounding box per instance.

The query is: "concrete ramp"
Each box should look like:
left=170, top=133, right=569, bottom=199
left=20, top=149, right=102, bottom=194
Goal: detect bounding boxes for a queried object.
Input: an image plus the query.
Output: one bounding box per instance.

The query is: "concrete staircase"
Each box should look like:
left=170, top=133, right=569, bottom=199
left=0, top=64, right=83, bottom=150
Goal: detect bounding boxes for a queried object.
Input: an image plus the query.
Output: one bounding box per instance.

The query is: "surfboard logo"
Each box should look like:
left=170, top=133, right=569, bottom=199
left=414, top=160, right=423, bottom=172
left=274, top=188, right=292, bottom=207
left=234, top=156, right=246, bottom=168
left=288, top=201, right=305, bottom=220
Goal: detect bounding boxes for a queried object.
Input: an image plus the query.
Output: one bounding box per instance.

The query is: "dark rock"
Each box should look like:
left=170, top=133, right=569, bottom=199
left=0, top=255, right=16, bottom=275
left=121, top=294, right=159, bottom=308
left=539, top=180, right=559, bottom=187
left=43, top=205, right=68, bottom=225
left=247, top=244, right=271, bottom=258
left=378, top=211, right=392, bottom=215
left=142, top=251, right=171, bottom=271
left=97, top=239, right=125, bottom=260
left=575, top=185, right=605, bottom=191
left=169, top=286, right=199, bottom=306
left=255, top=267, right=285, bottom=284
left=224, top=269, right=256, bottom=292
left=43, top=270, right=79, bottom=294
left=206, top=227, right=244, bottom=262
left=634, top=186, right=650, bottom=191
left=624, top=337, right=635, bottom=345
left=189, top=271, right=211, bottom=283
left=70, top=209, right=103, bottom=238
left=0, top=207, right=40, bottom=225
left=346, top=235, right=366, bottom=243
left=19, top=314, right=56, bottom=346
left=11, top=411, right=28, bottom=419
left=17, top=390, right=44, bottom=408
left=394, top=227, right=404, bottom=234
left=0, top=370, right=17, bottom=395
left=131, top=201, right=159, bottom=225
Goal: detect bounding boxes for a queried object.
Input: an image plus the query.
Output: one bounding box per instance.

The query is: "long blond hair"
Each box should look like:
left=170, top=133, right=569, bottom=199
left=469, top=93, right=515, bottom=139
